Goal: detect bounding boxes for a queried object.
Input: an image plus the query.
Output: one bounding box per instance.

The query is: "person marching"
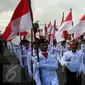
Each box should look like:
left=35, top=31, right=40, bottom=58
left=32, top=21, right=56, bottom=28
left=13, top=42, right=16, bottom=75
left=51, top=39, right=60, bottom=57
left=32, top=38, right=59, bottom=85
left=61, top=41, right=85, bottom=85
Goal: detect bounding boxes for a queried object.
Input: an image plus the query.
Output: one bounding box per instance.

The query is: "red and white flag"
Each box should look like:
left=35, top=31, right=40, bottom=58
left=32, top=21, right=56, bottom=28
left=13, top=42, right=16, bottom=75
left=36, top=29, right=40, bottom=39
left=53, top=20, right=57, bottom=40
left=0, top=0, right=32, bottom=40
left=43, top=23, right=48, bottom=40
left=69, top=14, right=85, bottom=35
left=58, top=9, right=72, bottom=32
left=47, top=21, right=51, bottom=34
left=55, top=9, right=72, bottom=42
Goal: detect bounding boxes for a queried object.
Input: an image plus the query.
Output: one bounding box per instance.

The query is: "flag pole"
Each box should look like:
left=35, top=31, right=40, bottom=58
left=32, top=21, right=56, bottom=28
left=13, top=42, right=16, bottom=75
left=45, top=23, right=47, bottom=40
left=70, top=8, right=73, bottom=26
left=60, top=12, right=64, bottom=26
left=70, top=8, right=74, bottom=40
left=27, top=0, right=34, bottom=84
left=28, top=0, right=42, bottom=84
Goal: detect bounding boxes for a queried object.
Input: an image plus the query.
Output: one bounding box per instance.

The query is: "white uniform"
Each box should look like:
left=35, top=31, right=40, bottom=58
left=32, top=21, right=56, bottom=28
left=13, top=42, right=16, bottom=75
left=61, top=51, right=85, bottom=73
left=32, top=51, right=59, bottom=85
left=59, top=43, right=69, bottom=58
left=27, top=49, right=38, bottom=77
left=81, top=44, right=85, bottom=56
left=51, top=45, right=60, bottom=57
left=81, top=44, right=85, bottom=68
left=48, top=44, right=52, bottom=52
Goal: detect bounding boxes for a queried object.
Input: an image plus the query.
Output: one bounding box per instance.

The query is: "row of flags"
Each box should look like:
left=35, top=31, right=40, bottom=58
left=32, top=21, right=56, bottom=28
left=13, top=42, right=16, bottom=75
left=55, top=9, right=72, bottom=42
left=44, top=8, right=85, bottom=43
left=0, top=0, right=85, bottom=45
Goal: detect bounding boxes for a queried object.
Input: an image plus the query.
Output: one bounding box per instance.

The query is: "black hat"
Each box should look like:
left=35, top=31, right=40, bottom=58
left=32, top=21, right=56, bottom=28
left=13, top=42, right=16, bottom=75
left=39, top=39, right=47, bottom=44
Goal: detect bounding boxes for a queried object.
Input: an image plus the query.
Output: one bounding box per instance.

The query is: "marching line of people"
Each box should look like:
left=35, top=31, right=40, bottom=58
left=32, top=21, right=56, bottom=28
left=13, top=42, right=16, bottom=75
left=7, top=37, right=85, bottom=85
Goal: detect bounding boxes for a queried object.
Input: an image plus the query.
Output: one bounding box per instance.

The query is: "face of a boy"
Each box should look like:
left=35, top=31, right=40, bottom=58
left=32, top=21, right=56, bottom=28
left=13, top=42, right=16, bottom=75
left=33, top=44, right=39, bottom=51
left=40, top=43, right=48, bottom=52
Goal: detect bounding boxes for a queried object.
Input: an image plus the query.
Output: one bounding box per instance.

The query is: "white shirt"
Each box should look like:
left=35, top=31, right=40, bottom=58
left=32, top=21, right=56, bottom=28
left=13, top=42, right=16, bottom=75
left=51, top=45, right=60, bottom=57
left=61, top=50, right=85, bottom=72
left=81, top=44, right=85, bottom=56
left=32, top=52, right=59, bottom=85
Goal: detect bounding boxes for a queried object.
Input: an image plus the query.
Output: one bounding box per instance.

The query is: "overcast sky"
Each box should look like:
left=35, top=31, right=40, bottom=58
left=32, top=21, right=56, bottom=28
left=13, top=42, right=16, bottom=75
left=0, top=0, right=85, bottom=33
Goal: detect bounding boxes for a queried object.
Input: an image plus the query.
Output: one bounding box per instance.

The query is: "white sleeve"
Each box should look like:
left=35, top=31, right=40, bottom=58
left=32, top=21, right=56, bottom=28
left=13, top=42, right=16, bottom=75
left=60, top=53, right=69, bottom=66
left=32, top=57, right=42, bottom=85
left=44, top=63, right=58, bottom=70
left=78, top=55, right=85, bottom=72
left=37, top=56, right=58, bottom=70
left=27, top=53, right=33, bottom=77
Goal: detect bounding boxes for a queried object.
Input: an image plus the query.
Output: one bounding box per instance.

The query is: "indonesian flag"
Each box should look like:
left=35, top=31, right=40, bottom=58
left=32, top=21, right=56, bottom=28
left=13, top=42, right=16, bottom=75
left=47, top=21, right=51, bottom=34
left=10, top=29, right=31, bottom=45
left=53, top=20, right=57, bottom=40
left=0, top=0, right=32, bottom=40
left=58, top=9, right=72, bottom=31
left=36, top=29, right=40, bottom=39
left=69, top=14, right=85, bottom=35
left=43, top=23, right=48, bottom=40
left=55, top=9, right=72, bottom=42
left=45, top=21, right=51, bottom=41
left=60, top=12, right=64, bottom=26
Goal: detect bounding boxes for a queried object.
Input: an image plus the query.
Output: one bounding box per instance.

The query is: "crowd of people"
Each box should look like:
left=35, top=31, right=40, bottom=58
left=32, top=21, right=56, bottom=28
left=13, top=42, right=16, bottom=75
left=1, top=34, right=85, bottom=85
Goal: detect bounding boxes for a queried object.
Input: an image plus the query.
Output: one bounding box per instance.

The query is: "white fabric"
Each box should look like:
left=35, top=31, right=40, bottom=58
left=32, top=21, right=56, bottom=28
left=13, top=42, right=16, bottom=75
left=68, top=21, right=85, bottom=34
left=27, top=52, right=33, bottom=77
left=11, top=36, right=21, bottom=45
left=32, top=57, right=42, bottom=85
left=32, top=52, right=59, bottom=85
left=12, top=12, right=32, bottom=33
left=50, top=45, right=60, bottom=57
left=36, top=31, right=40, bottom=39
left=55, top=21, right=72, bottom=42
left=81, top=44, right=85, bottom=54
left=58, top=21, right=72, bottom=32
left=55, top=32, right=64, bottom=42
left=61, top=51, right=85, bottom=72
left=47, top=44, right=52, bottom=53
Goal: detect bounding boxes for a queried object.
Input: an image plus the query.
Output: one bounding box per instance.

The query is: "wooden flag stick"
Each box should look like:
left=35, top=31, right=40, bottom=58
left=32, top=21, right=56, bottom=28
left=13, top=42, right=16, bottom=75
left=28, top=0, right=42, bottom=84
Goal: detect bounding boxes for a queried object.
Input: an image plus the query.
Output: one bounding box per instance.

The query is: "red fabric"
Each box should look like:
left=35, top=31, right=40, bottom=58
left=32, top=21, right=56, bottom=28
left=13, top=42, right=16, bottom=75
left=72, top=33, right=74, bottom=38
left=70, top=42, right=77, bottom=47
left=44, top=24, right=47, bottom=39
left=80, top=15, right=85, bottom=21
left=36, top=29, right=40, bottom=33
left=63, top=45, right=66, bottom=48
left=53, top=20, right=57, bottom=40
left=42, top=53, right=48, bottom=59
left=44, top=24, right=47, bottom=32
left=17, top=31, right=28, bottom=36
left=64, top=10, right=72, bottom=22
left=47, top=22, right=51, bottom=28
left=11, top=0, right=30, bottom=21
left=63, top=30, right=68, bottom=40
left=54, top=20, right=57, bottom=30
left=48, top=34, right=53, bottom=37
left=8, top=39, right=12, bottom=42
left=76, top=36, right=81, bottom=40
left=26, top=48, right=29, bottom=51
left=34, top=50, right=37, bottom=54
left=0, top=23, right=12, bottom=40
